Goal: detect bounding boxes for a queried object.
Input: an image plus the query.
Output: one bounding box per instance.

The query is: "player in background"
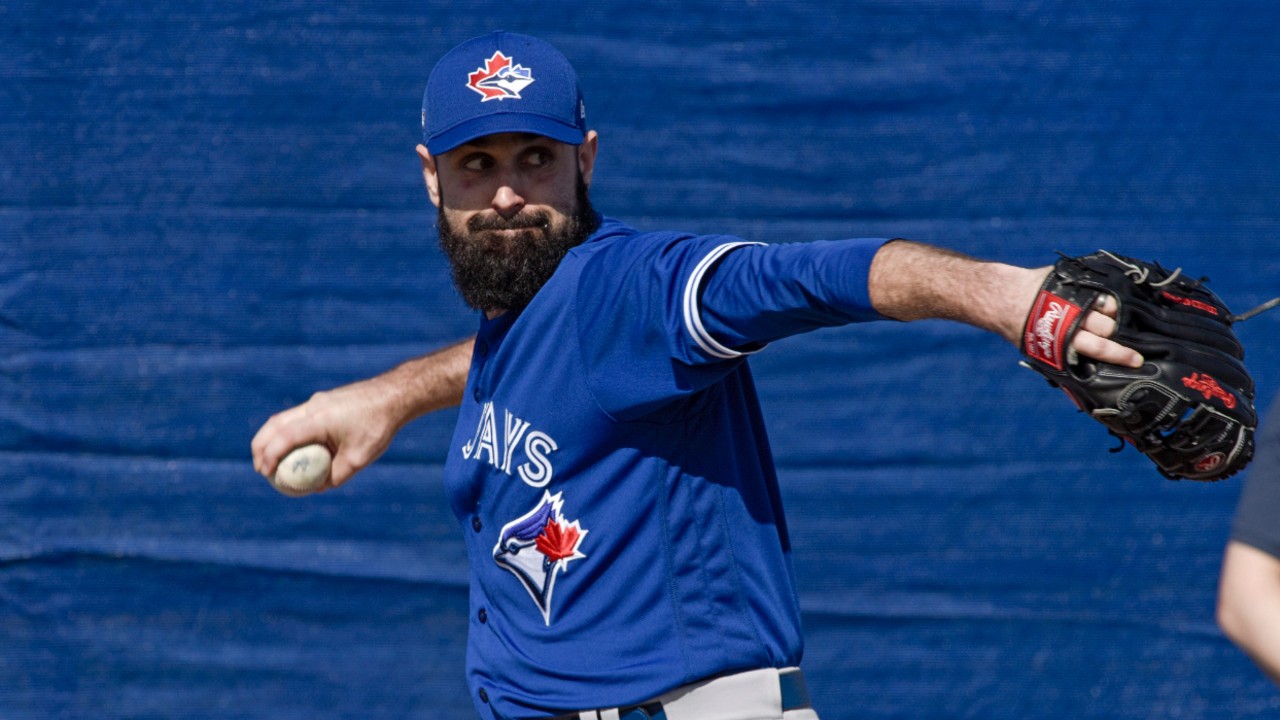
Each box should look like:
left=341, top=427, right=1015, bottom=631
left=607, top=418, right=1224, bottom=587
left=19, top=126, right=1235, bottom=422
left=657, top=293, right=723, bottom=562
left=252, top=31, right=1143, bottom=720
left=1218, top=391, right=1280, bottom=683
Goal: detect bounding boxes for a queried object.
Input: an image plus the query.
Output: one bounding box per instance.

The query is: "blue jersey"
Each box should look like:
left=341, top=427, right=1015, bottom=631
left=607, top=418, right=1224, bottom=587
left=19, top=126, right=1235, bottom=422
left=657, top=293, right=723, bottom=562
left=443, top=216, right=886, bottom=719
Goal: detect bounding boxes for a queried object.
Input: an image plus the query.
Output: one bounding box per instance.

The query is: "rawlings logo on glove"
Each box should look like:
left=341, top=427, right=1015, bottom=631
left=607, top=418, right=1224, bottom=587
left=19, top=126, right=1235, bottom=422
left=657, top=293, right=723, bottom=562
left=1025, top=294, right=1081, bottom=370
left=1020, top=250, right=1270, bottom=481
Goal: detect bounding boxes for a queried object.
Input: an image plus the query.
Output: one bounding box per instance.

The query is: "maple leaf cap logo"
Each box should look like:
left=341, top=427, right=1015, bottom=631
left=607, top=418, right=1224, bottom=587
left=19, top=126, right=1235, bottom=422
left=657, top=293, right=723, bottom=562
left=466, top=50, right=536, bottom=101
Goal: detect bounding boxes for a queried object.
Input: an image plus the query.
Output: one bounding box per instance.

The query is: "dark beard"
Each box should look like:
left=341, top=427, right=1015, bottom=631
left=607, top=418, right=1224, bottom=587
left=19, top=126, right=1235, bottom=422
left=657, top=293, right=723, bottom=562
left=437, top=176, right=597, bottom=313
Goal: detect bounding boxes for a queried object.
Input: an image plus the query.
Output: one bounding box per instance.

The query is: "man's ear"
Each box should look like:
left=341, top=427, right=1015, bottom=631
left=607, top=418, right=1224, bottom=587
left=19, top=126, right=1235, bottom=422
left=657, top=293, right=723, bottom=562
left=417, top=144, right=441, bottom=208
left=578, top=130, right=599, bottom=187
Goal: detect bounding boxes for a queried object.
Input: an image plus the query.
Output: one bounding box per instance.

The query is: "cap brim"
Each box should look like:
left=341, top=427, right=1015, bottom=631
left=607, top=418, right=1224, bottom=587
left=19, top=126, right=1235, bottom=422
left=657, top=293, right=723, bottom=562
left=426, top=113, right=585, bottom=154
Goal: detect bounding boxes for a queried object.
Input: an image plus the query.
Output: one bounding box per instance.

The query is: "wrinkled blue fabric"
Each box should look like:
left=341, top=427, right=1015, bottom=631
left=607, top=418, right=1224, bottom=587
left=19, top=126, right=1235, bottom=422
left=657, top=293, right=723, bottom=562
left=4, top=2, right=1280, bottom=718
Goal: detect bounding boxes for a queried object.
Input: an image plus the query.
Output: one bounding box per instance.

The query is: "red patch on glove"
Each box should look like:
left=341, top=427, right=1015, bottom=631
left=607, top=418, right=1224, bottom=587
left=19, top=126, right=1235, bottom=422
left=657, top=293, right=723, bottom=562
left=1024, top=290, right=1082, bottom=371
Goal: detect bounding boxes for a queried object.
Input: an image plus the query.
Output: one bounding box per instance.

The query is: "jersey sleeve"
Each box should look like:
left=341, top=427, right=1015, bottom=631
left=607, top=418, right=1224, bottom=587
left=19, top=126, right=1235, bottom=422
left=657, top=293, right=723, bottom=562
left=1230, top=393, right=1280, bottom=557
left=695, top=238, right=889, bottom=355
left=575, top=233, right=889, bottom=419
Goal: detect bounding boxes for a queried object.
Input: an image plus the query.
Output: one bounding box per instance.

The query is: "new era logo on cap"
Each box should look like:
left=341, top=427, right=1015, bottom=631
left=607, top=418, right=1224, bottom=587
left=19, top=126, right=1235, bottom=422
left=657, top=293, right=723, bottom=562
left=467, top=51, right=535, bottom=101
left=422, top=31, right=588, bottom=154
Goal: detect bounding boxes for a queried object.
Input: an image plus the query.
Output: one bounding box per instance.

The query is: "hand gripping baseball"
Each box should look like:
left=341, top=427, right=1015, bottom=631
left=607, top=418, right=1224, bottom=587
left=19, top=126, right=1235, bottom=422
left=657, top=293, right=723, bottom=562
left=1020, top=250, right=1263, bottom=481
left=252, top=378, right=404, bottom=495
left=250, top=339, right=473, bottom=496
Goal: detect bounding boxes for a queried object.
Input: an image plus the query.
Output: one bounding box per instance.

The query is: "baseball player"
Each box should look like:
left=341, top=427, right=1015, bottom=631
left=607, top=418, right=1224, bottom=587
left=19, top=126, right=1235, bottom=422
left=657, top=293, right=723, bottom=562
left=252, top=31, right=1144, bottom=720
left=1218, top=390, right=1280, bottom=682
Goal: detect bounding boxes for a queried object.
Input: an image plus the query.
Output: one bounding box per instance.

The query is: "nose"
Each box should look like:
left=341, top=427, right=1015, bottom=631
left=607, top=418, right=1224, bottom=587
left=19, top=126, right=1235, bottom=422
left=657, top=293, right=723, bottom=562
left=491, top=184, right=525, bottom=219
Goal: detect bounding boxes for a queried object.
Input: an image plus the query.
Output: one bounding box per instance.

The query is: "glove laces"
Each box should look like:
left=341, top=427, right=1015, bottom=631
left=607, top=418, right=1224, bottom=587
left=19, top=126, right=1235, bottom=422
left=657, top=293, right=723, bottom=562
left=1097, top=249, right=1183, bottom=287
left=1092, top=249, right=1279, bottom=323
left=1232, top=296, right=1280, bottom=323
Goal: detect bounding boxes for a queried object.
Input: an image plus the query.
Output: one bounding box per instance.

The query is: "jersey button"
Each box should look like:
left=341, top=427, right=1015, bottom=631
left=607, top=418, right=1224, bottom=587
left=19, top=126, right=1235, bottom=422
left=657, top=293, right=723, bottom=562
left=478, top=608, right=487, bottom=624
left=471, top=516, right=482, bottom=532
left=476, top=340, right=489, bottom=357
left=473, top=386, right=482, bottom=402
left=478, top=688, right=489, bottom=704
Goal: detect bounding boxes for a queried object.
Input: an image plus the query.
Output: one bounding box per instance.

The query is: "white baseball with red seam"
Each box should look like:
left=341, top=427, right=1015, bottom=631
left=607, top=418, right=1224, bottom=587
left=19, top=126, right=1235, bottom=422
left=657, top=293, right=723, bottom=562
left=271, top=444, right=331, bottom=495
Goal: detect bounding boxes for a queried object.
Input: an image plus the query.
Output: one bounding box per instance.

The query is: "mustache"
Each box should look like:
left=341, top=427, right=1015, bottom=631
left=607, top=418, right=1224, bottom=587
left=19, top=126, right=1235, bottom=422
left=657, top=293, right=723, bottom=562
left=467, top=210, right=553, bottom=233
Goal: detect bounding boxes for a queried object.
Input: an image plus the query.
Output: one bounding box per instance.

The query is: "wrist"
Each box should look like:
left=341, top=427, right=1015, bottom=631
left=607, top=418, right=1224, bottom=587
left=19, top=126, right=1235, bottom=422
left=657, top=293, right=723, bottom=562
left=869, top=241, right=1047, bottom=345
left=987, top=263, right=1050, bottom=345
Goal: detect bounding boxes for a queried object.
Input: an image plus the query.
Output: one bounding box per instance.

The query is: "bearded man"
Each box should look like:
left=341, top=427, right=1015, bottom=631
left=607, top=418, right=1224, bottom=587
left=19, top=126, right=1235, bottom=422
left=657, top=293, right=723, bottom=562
left=253, top=31, right=1140, bottom=720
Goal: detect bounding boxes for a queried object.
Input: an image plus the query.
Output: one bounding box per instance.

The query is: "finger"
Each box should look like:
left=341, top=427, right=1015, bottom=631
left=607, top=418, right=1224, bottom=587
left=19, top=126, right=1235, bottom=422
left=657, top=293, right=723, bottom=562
left=261, top=425, right=325, bottom=480
left=1091, top=292, right=1119, bottom=318
left=256, top=397, right=334, bottom=477
left=1080, top=309, right=1118, bottom=339
left=259, top=435, right=293, bottom=480
left=250, top=414, right=284, bottom=475
left=329, top=444, right=375, bottom=488
left=1072, top=330, right=1144, bottom=368
left=329, top=455, right=356, bottom=488
left=251, top=404, right=311, bottom=475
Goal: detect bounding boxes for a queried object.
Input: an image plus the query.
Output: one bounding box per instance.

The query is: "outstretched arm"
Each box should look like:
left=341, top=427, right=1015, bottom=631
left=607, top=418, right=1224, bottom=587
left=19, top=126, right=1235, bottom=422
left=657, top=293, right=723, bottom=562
left=251, top=337, right=473, bottom=489
left=866, top=239, right=1143, bottom=367
left=1218, top=540, right=1280, bottom=683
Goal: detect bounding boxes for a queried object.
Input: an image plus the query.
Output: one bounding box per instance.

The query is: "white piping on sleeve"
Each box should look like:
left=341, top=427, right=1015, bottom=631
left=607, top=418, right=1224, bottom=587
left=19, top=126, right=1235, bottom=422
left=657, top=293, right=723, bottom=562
left=681, top=241, right=767, bottom=360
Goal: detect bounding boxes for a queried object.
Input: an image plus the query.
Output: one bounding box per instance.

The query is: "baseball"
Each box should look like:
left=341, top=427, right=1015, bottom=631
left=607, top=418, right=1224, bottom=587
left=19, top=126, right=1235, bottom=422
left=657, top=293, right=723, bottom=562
left=271, top=443, right=332, bottom=496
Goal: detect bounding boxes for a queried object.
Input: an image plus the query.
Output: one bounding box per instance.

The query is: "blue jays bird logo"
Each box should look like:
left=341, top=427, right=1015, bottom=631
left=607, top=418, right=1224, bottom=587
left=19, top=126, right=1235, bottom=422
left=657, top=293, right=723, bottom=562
left=493, top=491, right=587, bottom=625
left=467, top=51, right=535, bottom=101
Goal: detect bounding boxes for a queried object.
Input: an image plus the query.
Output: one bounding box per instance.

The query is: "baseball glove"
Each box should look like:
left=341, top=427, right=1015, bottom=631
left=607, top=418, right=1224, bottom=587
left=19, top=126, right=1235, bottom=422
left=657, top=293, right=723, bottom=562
left=1020, top=250, right=1257, bottom=481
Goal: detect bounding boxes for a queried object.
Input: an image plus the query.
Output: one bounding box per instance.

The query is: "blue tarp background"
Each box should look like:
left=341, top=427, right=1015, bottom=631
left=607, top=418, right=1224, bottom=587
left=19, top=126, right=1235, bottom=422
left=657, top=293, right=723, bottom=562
left=4, top=1, right=1280, bottom=718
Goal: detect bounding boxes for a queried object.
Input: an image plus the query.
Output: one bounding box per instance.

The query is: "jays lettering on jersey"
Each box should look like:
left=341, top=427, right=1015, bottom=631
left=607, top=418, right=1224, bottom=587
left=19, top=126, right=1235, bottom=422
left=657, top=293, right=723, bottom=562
left=443, top=216, right=886, bottom=719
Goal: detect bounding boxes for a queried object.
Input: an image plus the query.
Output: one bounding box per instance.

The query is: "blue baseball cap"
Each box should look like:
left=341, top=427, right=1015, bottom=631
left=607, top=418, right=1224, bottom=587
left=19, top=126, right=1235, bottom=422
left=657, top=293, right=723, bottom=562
left=422, top=32, right=587, bottom=155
